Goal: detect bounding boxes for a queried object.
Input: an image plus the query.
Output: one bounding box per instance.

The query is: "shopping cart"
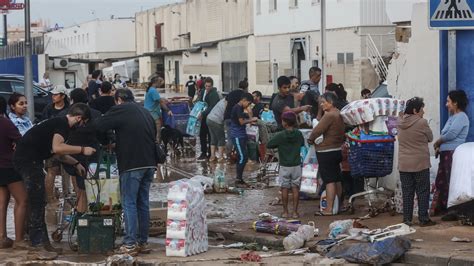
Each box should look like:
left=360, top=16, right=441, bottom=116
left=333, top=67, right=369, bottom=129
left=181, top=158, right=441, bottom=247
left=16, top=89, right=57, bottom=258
left=161, top=97, right=196, bottom=155
left=346, top=134, right=397, bottom=217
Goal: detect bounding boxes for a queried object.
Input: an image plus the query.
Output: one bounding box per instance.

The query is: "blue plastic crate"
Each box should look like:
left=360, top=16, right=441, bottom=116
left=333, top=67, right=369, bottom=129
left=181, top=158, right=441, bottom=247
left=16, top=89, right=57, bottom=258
left=348, top=137, right=395, bottom=178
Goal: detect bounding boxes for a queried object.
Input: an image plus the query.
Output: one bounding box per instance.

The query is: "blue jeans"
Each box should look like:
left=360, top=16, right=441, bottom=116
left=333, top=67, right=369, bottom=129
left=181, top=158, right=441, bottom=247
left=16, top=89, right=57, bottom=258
left=120, top=168, right=155, bottom=246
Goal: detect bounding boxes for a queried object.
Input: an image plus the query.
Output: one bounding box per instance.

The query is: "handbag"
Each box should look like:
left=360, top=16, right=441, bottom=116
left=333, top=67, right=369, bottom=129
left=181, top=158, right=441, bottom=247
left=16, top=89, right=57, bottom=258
left=155, top=143, right=167, bottom=164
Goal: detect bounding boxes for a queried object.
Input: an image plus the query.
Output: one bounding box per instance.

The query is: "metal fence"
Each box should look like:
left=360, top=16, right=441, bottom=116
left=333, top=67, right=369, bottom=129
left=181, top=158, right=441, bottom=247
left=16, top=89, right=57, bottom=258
left=0, top=36, right=44, bottom=59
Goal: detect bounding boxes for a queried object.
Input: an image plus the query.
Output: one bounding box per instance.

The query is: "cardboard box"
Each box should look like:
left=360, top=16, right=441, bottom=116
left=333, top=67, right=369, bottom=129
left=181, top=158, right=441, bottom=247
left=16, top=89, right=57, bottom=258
left=149, top=201, right=167, bottom=236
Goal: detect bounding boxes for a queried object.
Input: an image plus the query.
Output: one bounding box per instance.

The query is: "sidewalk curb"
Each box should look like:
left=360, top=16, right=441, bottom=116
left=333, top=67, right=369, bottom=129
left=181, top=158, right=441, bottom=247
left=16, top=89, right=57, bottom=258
left=402, top=250, right=474, bottom=265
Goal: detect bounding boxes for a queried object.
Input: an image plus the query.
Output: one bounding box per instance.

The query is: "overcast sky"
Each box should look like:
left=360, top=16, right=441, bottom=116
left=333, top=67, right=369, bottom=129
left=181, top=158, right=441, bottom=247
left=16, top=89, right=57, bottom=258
left=6, top=0, right=179, bottom=27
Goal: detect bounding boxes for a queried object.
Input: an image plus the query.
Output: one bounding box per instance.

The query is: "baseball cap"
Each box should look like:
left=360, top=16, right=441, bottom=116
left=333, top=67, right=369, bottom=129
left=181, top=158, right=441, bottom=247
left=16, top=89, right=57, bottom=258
left=50, top=85, right=68, bottom=95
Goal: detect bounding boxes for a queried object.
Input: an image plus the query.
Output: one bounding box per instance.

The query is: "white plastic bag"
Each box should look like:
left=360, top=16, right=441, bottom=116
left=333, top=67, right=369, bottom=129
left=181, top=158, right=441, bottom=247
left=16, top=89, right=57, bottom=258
left=448, top=142, right=474, bottom=208
left=283, top=232, right=305, bottom=250
left=246, top=125, right=259, bottom=142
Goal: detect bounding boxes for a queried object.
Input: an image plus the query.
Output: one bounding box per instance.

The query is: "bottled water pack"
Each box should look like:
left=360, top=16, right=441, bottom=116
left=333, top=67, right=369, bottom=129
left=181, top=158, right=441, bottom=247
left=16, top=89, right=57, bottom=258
left=166, top=179, right=208, bottom=257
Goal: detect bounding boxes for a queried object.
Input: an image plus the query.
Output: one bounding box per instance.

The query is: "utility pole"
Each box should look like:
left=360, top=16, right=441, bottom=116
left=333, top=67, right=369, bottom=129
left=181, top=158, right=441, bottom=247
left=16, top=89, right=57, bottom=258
left=3, top=13, right=6, bottom=46
left=24, top=0, right=34, bottom=120
left=320, top=0, right=326, bottom=91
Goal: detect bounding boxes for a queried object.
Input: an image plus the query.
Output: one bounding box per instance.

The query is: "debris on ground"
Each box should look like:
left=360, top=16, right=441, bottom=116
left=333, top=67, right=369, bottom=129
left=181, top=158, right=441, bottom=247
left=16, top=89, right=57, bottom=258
left=26, top=251, right=58, bottom=261
left=303, top=253, right=323, bottom=263
left=240, top=251, right=262, bottom=262
left=364, top=223, right=416, bottom=242
left=326, top=236, right=411, bottom=264
left=283, top=224, right=318, bottom=250
left=451, top=237, right=472, bottom=243
left=328, top=219, right=366, bottom=239
left=319, top=258, right=348, bottom=265
left=210, top=242, right=245, bottom=249
left=253, top=213, right=302, bottom=236
left=105, top=254, right=137, bottom=266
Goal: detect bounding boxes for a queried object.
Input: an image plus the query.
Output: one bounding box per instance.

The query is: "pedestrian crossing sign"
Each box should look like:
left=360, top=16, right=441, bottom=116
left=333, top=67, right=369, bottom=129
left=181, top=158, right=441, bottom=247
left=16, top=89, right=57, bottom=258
left=430, top=0, right=474, bottom=29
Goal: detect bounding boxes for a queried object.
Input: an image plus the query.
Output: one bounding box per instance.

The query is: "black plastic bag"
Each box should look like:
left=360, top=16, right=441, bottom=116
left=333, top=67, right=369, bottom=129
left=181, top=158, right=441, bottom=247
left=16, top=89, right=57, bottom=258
left=326, top=237, right=411, bottom=264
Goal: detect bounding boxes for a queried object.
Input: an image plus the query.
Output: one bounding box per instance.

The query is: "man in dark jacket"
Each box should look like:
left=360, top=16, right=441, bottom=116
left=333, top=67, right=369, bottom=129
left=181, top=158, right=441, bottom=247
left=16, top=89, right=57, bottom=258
left=197, top=77, right=220, bottom=160
left=95, top=88, right=157, bottom=255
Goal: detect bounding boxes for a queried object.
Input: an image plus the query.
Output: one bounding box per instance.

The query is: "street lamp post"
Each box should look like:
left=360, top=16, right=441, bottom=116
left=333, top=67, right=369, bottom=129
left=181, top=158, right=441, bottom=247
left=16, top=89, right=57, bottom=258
left=24, top=0, right=34, bottom=120
left=320, top=0, right=326, bottom=91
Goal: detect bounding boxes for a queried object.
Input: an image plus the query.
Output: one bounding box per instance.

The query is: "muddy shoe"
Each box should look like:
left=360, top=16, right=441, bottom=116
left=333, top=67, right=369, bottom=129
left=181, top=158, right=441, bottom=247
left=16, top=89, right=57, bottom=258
left=43, top=242, right=63, bottom=254
left=235, top=180, right=250, bottom=188
left=419, top=220, right=437, bottom=227
left=0, top=237, right=13, bottom=249
left=12, top=240, right=31, bottom=250
left=116, top=245, right=139, bottom=256
left=137, top=243, right=152, bottom=254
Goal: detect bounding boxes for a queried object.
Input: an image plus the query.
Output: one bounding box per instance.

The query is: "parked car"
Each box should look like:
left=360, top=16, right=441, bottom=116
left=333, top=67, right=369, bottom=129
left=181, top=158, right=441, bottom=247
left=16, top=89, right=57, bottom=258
left=0, top=74, right=52, bottom=121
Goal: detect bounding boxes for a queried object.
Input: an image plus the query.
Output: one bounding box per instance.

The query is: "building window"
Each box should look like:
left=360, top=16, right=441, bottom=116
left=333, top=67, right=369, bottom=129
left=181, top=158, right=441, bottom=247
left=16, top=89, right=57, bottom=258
left=312, top=0, right=321, bottom=5
left=256, top=0, right=261, bottom=14
left=337, top=53, right=345, bottom=64
left=289, top=0, right=298, bottom=8
left=269, top=0, right=277, bottom=12
left=346, top=53, right=354, bottom=64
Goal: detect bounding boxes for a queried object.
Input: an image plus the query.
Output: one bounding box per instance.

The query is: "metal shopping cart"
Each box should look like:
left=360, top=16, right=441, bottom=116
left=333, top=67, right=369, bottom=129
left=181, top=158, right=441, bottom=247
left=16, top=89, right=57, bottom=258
left=161, top=97, right=196, bottom=155
left=346, top=134, right=397, bottom=217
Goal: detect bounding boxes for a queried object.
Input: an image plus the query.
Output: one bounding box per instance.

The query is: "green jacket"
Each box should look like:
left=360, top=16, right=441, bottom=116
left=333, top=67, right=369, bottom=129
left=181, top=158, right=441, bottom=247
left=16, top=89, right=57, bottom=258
left=199, top=87, right=220, bottom=117
left=267, top=128, right=304, bottom=167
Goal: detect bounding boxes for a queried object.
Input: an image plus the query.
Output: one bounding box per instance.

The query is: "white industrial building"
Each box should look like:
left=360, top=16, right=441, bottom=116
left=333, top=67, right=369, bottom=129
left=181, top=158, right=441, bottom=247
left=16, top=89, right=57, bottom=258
left=252, top=0, right=397, bottom=98
left=42, top=18, right=136, bottom=88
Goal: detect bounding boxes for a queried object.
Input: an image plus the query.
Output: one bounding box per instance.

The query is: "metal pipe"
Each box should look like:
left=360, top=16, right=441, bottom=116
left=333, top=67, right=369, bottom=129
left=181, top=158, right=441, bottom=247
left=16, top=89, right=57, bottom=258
left=3, top=14, right=7, bottom=46
left=448, top=30, right=456, bottom=92
left=24, top=0, right=34, bottom=120
left=320, top=0, right=326, bottom=91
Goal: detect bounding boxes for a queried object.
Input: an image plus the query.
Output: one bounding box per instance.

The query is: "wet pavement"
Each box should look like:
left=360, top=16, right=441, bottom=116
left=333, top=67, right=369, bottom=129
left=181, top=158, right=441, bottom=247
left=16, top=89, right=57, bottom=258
left=3, top=88, right=474, bottom=264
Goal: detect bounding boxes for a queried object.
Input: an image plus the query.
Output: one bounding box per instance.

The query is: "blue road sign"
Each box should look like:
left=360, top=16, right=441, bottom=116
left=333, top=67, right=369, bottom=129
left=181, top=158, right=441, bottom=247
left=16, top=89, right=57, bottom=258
left=430, top=0, right=474, bottom=29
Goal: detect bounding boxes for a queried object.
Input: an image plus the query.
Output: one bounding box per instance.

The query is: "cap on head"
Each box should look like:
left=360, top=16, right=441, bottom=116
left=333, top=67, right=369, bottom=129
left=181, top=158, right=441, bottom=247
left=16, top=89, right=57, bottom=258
left=51, top=85, right=68, bottom=95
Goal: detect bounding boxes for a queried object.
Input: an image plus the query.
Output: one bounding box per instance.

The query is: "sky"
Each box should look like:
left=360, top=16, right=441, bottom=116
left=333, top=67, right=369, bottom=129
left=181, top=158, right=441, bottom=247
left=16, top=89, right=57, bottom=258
left=4, top=0, right=426, bottom=28
left=5, top=0, right=179, bottom=27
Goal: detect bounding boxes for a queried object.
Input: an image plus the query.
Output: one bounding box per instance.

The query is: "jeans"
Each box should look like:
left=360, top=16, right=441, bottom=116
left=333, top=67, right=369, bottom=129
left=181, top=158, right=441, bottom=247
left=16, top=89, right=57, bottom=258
left=15, top=160, right=48, bottom=246
left=232, top=137, right=248, bottom=181
left=199, top=117, right=210, bottom=156
left=120, top=168, right=155, bottom=246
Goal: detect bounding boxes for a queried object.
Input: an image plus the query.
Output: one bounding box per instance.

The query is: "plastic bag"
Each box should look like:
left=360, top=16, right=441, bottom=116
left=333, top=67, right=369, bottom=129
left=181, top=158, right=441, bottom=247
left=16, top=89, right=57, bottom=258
left=326, top=236, right=411, bottom=264
left=283, top=232, right=305, bottom=250
left=328, top=219, right=354, bottom=239
left=246, top=125, right=259, bottom=142
left=320, top=191, right=339, bottom=215
left=261, top=110, right=275, bottom=123
left=448, top=142, right=474, bottom=208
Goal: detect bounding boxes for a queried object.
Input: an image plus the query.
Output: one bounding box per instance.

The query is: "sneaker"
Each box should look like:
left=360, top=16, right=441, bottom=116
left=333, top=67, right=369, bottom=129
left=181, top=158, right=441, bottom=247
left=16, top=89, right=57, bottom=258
left=117, top=245, right=139, bottom=256
left=197, top=154, right=208, bottom=161
left=137, top=243, right=152, bottom=254
left=43, top=242, right=63, bottom=254
left=235, top=180, right=250, bottom=188
left=419, top=220, right=437, bottom=227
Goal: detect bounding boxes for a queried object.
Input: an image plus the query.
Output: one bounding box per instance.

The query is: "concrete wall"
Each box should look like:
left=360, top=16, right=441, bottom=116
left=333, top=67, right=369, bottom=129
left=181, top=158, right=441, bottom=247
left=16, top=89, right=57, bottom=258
left=254, top=0, right=390, bottom=36
left=45, top=19, right=136, bottom=58
left=183, top=46, right=222, bottom=91
left=386, top=3, right=441, bottom=143
left=253, top=26, right=393, bottom=97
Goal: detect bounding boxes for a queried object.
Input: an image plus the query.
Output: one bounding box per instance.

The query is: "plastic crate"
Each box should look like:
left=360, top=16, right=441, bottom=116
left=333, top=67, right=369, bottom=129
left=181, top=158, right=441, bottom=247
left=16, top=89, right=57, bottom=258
left=77, top=214, right=116, bottom=254
left=347, top=135, right=395, bottom=178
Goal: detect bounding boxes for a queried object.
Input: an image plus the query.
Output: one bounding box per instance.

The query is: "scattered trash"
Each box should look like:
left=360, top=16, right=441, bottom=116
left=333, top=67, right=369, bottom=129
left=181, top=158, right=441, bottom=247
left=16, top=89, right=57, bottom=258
left=413, top=239, right=424, bottom=242
left=328, top=219, right=366, bottom=239
left=260, top=248, right=309, bottom=258
left=364, top=223, right=415, bottom=242
left=105, top=254, right=137, bottom=266
left=451, top=237, right=472, bottom=243
left=27, top=251, right=58, bottom=261
left=213, top=168, right=227, bottom=193
left=240, top=251, right=262, bottom=262
left=252, top=215, right=301, bottom=236
left=269, top=197, right=282, bottom=206
left=262, top=246, right=269, bottom=252
left=312, top=238, right=344, bottom=254
left=210, top=242, right=245, bottom=249
left=207, top=210, right=230, bottom=219
left=283, top=232, right=305, bottom=250
left=327, top=236, right=411, bottom=265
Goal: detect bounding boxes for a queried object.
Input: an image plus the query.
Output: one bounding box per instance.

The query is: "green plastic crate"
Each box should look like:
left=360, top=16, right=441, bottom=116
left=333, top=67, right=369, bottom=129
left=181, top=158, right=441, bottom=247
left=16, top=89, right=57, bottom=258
left=77, top=215, right=116, bottom=254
